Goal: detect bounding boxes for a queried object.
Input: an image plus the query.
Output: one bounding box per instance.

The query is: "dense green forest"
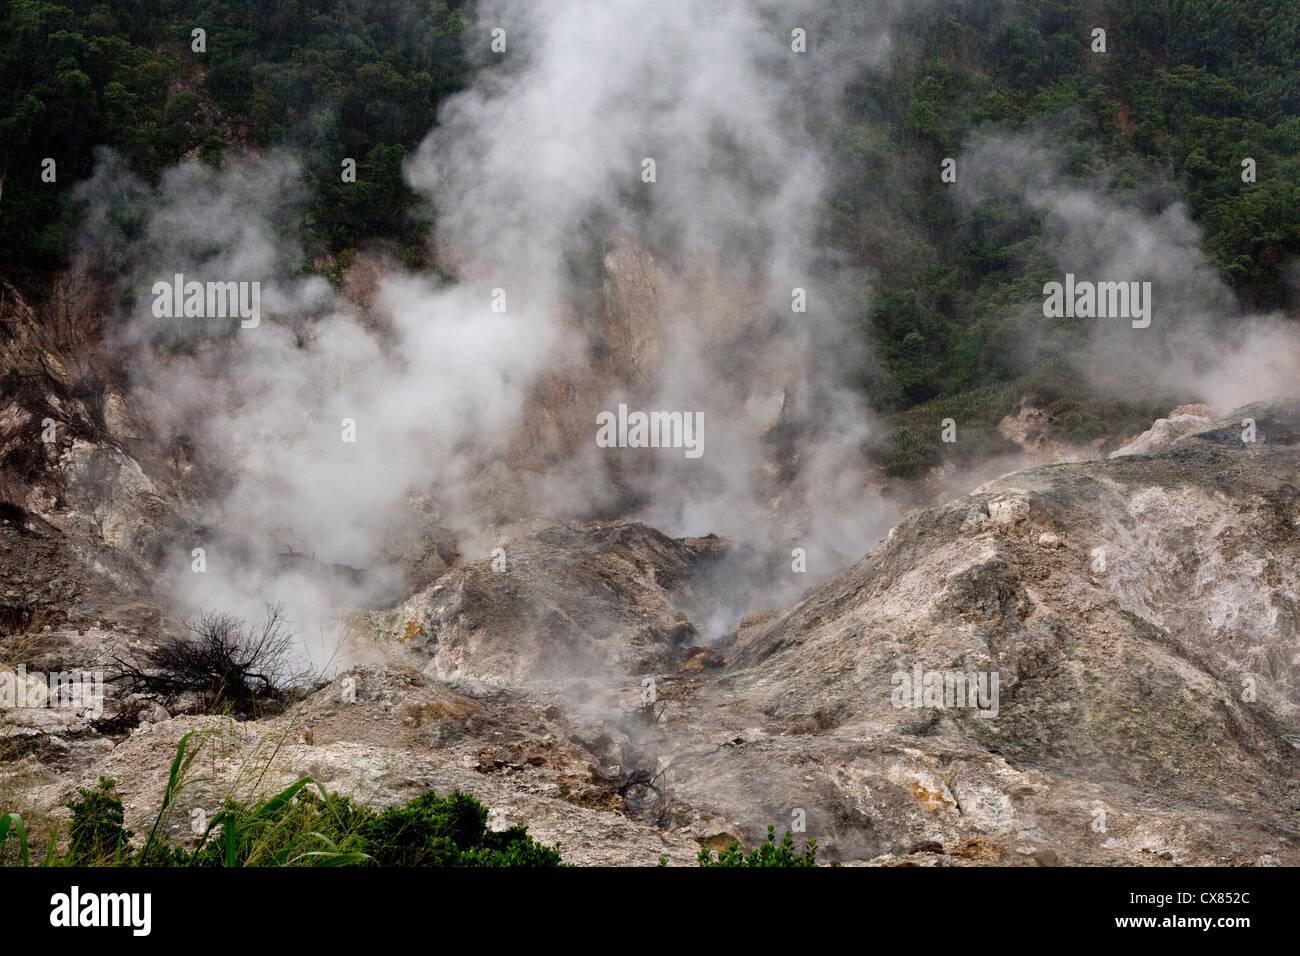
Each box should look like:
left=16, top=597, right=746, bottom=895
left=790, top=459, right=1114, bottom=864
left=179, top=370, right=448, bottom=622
left=0, top=0, right=1295, bottom=424
left=0, top=0, right=471, bottom=282
left=842, top=0, right=1300, bottom=412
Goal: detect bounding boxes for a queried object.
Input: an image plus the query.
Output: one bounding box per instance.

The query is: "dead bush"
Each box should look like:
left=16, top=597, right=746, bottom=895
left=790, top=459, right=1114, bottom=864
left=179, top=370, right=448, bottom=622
left=111, top=604, right=299, bottom=716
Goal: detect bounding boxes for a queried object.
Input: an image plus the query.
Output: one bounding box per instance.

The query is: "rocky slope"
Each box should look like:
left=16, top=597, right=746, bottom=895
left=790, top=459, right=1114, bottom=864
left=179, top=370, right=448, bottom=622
left=5, top=378, right=1300, bottom=864
left=687, top=401, right=1300, bottom=864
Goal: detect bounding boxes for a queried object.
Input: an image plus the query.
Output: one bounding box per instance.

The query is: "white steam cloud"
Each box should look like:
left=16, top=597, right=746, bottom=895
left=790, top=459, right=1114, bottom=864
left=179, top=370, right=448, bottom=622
left=955, top=131, right=1300, bottom=411
left=74, top=5, right=1295, bottom=666
left=76, top=0, right=905, bottom=662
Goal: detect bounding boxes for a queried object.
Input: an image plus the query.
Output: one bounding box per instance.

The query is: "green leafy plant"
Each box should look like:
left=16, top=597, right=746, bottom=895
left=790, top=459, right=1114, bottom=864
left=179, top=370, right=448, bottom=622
left=697, top=826, right=817, bottom=867
left=184, top=780, right=564, bottom=867
left=3, top=741, right=562, bottom=868
left=0, top=812, right=30, bottom=866
left=67, top=777, right=133, bottom=865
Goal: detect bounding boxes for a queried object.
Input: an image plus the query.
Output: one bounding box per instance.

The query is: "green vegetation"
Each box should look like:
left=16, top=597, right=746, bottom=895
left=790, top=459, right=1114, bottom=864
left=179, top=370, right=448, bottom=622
left=2, top=775, right=562, bottom=867
left=0, top=0, right=470, bottom=284
left=697, top=825, right=818, bottom=867
left=0, top=0, right=1294, bottom=426
left=832, top=0, right=1300, bottom=411
left=1, top=731, right=562, bottom=867
left=67, top=777, right=133, bottom=863
left=868, top=357, right=1177, bottom=476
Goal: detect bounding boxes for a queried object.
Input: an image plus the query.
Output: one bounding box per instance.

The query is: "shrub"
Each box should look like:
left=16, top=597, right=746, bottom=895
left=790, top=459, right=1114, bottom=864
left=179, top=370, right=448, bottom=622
left=189, top=783, right=564, bottom=868
left=112, top=605, right=298, bottom=716
left=4, top=769, right=563, bottom=868
left=184, top=782, right=374, bottom=867
left=697, top=826, right=817, bottom=867
left=67, top=777, right=133, bottom=865
left=362, top=790, right=563, bottom=867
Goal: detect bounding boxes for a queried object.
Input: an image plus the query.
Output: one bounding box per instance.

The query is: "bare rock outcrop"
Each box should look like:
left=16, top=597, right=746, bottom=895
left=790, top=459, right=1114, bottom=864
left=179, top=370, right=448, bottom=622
left=364, top=521, right=729, bottom=685
left=692, top=401, right=1300, bottom=863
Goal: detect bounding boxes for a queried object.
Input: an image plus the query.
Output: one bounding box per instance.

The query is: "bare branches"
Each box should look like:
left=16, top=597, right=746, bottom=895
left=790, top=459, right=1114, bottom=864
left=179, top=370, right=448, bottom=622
left=111, top=604, right=299, bottom=717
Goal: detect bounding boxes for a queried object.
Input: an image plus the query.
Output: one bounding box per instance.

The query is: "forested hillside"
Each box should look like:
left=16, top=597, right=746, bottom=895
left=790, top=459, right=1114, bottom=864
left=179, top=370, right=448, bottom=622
left=0, top=0, right=470, bottom=282
left=838, top=0, right=1299, bottom=411
left=1, top=0, right=1295, bottom=419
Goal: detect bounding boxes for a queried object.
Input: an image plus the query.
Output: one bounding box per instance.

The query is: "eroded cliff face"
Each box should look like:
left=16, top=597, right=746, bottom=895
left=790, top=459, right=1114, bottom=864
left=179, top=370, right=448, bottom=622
left=0, top=278, right=190, bottom=652
left=8, top=389, right=1298, bottom=865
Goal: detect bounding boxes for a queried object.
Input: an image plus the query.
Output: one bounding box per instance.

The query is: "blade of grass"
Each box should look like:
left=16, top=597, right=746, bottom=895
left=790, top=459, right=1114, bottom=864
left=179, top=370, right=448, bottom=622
left=223, top=810, right=239, bottom=867
left=0, top=812, right=29, bottom=867
left=42, top=826, right=59, bottom=866
left=252, top=777, right=316, bottom=820
left=142, top=730, right=215, bottom=860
